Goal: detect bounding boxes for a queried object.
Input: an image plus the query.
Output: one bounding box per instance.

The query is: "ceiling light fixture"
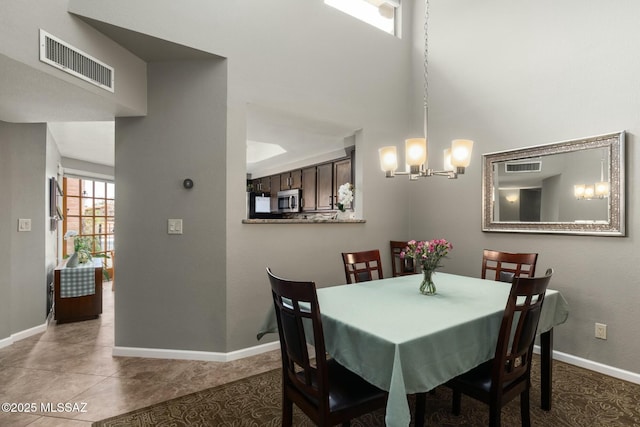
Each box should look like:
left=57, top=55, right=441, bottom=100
left=378, top=0, right=474, bottom=180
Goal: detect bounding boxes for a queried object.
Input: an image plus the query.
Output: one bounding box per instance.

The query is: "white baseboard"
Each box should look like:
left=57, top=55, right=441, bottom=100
left=113, top=341, right=281, bottom=362
left=4, top=323, right=637, bottom=386
left=0, top=337, right=12, bottom=350
left=534, top=345, right=640, bottom=385
left=0, top=322, right=48, bottom=350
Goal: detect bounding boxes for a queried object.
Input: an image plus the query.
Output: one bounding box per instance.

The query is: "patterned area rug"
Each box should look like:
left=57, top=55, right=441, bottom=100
left=93, top=359, right=640, bottom=426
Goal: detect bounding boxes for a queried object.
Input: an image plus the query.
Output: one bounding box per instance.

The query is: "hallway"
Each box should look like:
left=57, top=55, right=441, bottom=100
left=0, top=282, right=281, bottom=426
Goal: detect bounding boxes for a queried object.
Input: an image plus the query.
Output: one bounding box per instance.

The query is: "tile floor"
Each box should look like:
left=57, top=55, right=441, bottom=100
left=0, top=282, right=282, bottom=426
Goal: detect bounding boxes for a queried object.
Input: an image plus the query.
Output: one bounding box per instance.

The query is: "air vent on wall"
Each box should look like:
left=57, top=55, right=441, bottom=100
left=504, top=160, right=542, bottom=173
left=39, top=29, right=114, bottom=93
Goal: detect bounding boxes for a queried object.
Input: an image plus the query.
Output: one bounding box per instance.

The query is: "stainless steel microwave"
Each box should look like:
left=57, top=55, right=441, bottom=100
left=277, top=189, right=301, bottom=213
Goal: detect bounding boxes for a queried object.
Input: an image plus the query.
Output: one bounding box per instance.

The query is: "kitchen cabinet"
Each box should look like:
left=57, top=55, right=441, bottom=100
left=252, top=176, right=271, bottom=194
left=315, top=158, right=353, bottom=211
left=316, top=162, right=334, bottom=210
left=270, top=174, right=281, bottom=193
left=334, top=158, right=353, bottom=210
left=251, top=155, right=352, bottom=212
left=301, top=166, right=317, bottom=211
left=280, top=170, right=302, bottom=191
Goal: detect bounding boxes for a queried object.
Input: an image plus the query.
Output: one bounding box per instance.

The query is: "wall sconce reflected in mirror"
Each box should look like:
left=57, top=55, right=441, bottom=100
left=505, top=193, right=519, bottom=204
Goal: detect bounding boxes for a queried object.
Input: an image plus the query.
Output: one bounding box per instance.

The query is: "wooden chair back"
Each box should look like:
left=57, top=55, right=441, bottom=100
left=342, top=249, right=384, bottom=284
left=267, top=268, right=329, bottom=414
left=390, top=241, right=417, bottom=277
left=494, top=269, right=552, bottom=389
left=267, top=268, right=387, bottom=426
left=447, top=268, right=553, bottom=427
left=481, top=249, right=538, bottom=283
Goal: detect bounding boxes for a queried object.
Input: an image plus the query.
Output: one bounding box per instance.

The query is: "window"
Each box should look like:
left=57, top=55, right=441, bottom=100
left=325, top=0, right=399, bottom=36
left=63, top=177, right=115, bottom=276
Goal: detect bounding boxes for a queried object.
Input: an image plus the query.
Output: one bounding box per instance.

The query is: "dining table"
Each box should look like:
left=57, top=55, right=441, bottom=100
left=258, top=272, right=569, bottom=427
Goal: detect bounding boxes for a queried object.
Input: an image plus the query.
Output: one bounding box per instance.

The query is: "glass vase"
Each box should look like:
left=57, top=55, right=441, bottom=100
left=420, top=269, right=436, bottom=295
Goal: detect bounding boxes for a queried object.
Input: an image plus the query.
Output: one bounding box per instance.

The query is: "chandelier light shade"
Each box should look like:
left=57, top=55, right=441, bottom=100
left=405, top=138, right=427, bottom=171
left=378, top=146, right=399, bottom=176
left=378, top=0, right=474, bottom=180
left=450, top=139, right=474, bottom=167
left=595, top=181, right=610, bottom=197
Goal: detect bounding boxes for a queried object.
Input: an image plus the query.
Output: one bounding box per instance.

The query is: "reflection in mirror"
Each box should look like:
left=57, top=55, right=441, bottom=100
left=482, top=131, right=625, bottom=236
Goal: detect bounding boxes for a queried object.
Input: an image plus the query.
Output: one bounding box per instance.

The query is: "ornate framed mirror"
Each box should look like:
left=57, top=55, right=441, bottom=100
left=482, top=131, right=625, bottom=236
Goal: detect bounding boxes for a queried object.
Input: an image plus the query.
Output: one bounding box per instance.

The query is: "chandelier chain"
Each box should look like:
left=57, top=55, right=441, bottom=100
left=423, top=0, right=429, bottom=138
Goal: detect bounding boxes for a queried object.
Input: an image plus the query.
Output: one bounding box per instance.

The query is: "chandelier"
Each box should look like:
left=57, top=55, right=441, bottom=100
left=574, top=157, right=610, bottom=200
left=378, top=0, right=474, bottom=180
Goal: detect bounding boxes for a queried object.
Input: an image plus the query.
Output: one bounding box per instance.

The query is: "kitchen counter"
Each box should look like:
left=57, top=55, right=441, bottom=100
left=242, top=218, right=366, bottom=224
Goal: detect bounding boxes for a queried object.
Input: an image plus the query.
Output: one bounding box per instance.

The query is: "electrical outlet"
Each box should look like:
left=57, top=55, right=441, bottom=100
left=595, top=323, right=607, bottom=340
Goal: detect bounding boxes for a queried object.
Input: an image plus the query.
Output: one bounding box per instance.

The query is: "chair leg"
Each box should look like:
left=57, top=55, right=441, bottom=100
left=414, top=392, right=426, bottom=427
left=452, top=390, right=461, bottom=415
left=488, top=405, right=501, bottom=427
left=282, top=396, right=293, bottom=427
left=521, top=389, right=531, bottom=427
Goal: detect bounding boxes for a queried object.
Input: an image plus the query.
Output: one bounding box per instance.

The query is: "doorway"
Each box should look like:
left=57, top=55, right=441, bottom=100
left=62, top=177, right=115, bottom=280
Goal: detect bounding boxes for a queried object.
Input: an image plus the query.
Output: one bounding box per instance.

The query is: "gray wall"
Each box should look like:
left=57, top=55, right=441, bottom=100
left=114, top=59, right=228, bottom=351
left=46, top=127, right=62, bottom=317
left=541, top=174, right=561, bottom=222
left=0, top=0, right=147, bottom=119
left=0, top=0, right=146, bottom=344
left=411, top=0, right=639, bottom=373
left=0, top=124, right=12, bottom=339
left=0, top=121, right=48, bottom=336
left=68, top=0, right=417, bottom=353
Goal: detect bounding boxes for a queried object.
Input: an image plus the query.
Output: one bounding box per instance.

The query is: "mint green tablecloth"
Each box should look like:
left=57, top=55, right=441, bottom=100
left=259, top=273, right=569, bottom=427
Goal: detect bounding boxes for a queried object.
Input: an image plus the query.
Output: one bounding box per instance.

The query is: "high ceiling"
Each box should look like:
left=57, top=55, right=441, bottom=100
left=1, top=20, right=358, bottom=170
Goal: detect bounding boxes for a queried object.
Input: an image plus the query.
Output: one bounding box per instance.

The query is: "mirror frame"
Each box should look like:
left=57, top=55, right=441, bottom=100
left=482, top=131, right=626, bottom=236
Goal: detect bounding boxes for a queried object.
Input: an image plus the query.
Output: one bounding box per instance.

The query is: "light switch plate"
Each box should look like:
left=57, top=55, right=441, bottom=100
left=18, top=218, right=32, bottom=232
left=168, top=219, right=183, bottom=235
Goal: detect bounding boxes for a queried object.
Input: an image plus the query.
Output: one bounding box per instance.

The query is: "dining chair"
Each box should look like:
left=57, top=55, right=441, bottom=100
left=481, top=249, right=538, bottom=283
left=446, top=268, right=553, bottom=427
left=266, top=268, right=387, bottom=426
left=341, top=249, right=384, bottom=284
left=390, top=241, right=417, bottom=277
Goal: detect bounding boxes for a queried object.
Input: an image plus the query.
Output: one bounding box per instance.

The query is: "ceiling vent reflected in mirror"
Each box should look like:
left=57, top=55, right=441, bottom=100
left=505, top=160, right=542, bottom=173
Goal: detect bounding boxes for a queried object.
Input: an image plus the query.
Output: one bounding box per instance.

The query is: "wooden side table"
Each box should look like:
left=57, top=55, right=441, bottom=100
left=54, top=258, right=103, bottom=323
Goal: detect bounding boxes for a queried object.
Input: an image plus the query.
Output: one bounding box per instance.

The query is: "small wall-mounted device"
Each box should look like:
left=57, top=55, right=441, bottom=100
left=183, top=178, right=194, bottom=189
left=18, top=218, right=32, bottom=232
left=168, top=219, right=183, bottom=234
